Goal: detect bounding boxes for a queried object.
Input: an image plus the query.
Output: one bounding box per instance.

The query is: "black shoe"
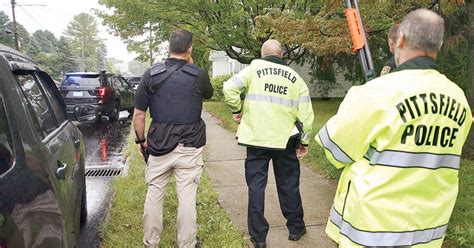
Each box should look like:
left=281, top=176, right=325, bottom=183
left=250, top=238, right=266, bottom=248
left=288, top=227, right=307, bottom=241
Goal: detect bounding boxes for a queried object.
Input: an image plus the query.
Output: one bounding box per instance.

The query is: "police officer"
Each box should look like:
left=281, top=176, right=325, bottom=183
left=133, top=29, right=213, bottom=248
left=223, top=39, right=314, bottom=247
left=316, top=9, right=472, bottom=247
left=380, top=23, right=399, bottom=76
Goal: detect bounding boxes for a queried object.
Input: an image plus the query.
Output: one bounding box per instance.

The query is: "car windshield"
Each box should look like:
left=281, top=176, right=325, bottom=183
left=61, top=75, right=100, bottom=86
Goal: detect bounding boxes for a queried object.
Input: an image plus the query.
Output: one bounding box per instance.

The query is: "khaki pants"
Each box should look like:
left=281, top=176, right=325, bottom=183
left=143, top=144, right=204, bottom=248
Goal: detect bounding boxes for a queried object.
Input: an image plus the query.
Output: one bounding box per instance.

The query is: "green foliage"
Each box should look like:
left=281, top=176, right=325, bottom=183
left=29, top=30, right=58, bottom=54
left=209, top=75, right=231, bottom=102
left=54, top=36, right=77, bottom=77
left=438, top=35, right=469, bottom=91
left=444, top=159, right=474, bottom=247
left=64, top=13, right=106, bottom=72
left=437, top=6, right=470, bottom=91
left=128, top=60, right=149, bottom=76
left=101, top=116, right=245, bottom=247
left=97, top=1, right=470, bottom=90
left=0, top=11, right=14, bottom=47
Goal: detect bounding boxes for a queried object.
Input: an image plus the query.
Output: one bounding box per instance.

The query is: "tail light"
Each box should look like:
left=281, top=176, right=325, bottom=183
left=98, top=87, right=106, bottom=97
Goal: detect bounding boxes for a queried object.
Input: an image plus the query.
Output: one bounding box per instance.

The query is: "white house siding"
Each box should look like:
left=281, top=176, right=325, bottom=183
left=209, top=50, right=354, bottom=98
left=289, top=63, right=354, bottom=98
left=210, top=50, right=248, bottom=78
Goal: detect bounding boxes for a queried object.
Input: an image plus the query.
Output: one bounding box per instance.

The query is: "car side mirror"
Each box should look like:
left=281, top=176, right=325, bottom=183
left=74, top=105, right=97, bottom=123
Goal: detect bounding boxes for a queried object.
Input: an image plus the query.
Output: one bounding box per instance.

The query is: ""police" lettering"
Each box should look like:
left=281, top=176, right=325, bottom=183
left=401, top=124, right=459, bottom=147
left=264, top=83, right=288, bottom=95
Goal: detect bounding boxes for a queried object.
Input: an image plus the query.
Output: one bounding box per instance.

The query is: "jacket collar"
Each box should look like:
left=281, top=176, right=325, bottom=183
left=392, top=56, right=437, bottom=72
left=261, top=55, right=287, bottom=66
left=166, top=57, right=187, bottom=65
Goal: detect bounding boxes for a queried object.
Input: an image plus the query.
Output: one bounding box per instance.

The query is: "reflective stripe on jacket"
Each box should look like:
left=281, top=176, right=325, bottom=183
left=223, top=56, right=314, bottom=149
left=316, top=63, right=472, bottom=247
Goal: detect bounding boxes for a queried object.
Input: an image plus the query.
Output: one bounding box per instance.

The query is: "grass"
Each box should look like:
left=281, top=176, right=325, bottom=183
left=203, top=99, right=474, bottom=248
left=444, top=158, right=474, bottom=248
left=100, top=116, right=245, bottom=247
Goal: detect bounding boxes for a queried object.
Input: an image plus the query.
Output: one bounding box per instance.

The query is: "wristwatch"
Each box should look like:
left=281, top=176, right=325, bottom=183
left=135, top=137, right=146, bottom=144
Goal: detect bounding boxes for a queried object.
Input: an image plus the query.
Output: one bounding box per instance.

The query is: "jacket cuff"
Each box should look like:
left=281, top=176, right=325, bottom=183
left=232, top=110, right=241, bottom=114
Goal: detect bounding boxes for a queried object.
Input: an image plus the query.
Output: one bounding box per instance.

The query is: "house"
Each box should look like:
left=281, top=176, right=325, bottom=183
left=209, top=51, right=248, bottom=78
left=209, top=50, right=354, bottom=98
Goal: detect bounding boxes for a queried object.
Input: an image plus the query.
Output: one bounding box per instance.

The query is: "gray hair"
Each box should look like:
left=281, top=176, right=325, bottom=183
left=398, top=9, right=445, bottom=53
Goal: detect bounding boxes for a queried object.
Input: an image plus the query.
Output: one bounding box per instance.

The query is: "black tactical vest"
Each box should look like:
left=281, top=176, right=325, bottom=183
left=148, top=63, right=203, bottom=124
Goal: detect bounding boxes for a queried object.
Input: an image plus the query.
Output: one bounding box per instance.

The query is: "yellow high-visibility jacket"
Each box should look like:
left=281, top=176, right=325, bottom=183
left=316, top=57, right=472, bottom=247
left=223, top=56, right=314, bottom=149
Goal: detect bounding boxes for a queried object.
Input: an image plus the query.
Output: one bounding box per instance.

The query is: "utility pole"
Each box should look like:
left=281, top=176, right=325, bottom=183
left=11, top=0, right=19, bottom=50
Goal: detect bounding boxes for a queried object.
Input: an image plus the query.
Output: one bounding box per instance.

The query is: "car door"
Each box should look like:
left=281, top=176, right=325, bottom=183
left=0, top=82, right=69, bottom=248
left=115, top=76, right=134, bottom=110
left=14, top=69, right=82, bottom=245
left=35, top=70, right=85, bottom=216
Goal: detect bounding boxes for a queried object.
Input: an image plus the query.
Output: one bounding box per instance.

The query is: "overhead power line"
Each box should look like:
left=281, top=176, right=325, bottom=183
left=9, top=0, right=47, bottom=50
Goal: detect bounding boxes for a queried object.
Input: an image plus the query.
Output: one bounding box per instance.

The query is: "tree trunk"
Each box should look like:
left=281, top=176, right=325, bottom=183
left=464, top=0, right=474, bottom=159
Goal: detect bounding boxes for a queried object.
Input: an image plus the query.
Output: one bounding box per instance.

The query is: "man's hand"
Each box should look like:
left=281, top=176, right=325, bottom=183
left=137, top=141, right=148, bottom=159
left=232, top=113, right=242, bottom=123
left=297, top=144, right=308, bottom=159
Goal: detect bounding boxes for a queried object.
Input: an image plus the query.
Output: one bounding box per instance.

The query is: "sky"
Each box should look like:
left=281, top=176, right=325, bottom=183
left=0, top=0, right=137, bottom=63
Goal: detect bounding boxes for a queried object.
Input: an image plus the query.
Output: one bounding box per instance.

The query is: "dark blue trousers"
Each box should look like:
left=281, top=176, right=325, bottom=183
left=245, top=138, right=305, bottom=243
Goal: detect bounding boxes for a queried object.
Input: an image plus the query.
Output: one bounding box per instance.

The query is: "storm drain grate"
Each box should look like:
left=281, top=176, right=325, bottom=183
left=85, top=168, right=123, bottom=177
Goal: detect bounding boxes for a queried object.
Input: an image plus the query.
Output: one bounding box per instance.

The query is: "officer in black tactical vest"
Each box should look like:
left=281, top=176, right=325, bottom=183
left=133, top=29, right=213, bottom=248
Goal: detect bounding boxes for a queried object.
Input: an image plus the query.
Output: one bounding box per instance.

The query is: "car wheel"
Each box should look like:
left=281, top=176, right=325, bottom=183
left=80, top=187, right=87, bottom=225
left=109, top=102, right=119, bottom=122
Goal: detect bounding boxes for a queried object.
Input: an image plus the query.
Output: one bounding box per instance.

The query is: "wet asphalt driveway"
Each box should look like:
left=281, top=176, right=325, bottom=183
left=77, top=113, right=131, bottom=248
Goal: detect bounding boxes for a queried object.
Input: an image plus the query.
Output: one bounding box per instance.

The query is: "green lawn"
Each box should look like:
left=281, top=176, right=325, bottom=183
left=100, top=116, right=245, bottom=247
left=204, top=100, right=474, bottom=248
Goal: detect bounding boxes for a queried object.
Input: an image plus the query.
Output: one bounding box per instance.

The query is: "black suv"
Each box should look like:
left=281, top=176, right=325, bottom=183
left=60, top=72, right=134, bottom=122
left=0, top=45, right=86, bottom=246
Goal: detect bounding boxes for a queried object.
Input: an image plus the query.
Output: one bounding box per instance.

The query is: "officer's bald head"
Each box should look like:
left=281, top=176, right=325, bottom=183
left=398, top=9, right=444, bottom=54
left=261, top=39, right=283, bottom=58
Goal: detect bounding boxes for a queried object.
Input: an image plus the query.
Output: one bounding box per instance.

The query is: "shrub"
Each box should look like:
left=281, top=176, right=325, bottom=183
left=210, top=74, right=231, bottom=101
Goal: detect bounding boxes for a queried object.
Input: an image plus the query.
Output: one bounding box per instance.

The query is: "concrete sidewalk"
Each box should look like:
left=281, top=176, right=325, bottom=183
left=202, top=111, right=337, bottom=247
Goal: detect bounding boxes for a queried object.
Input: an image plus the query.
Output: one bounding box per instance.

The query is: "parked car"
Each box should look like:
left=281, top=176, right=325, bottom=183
left=59, top=71, right=134, bottom=123
left=124, top=75, right=142, bottom=90
left=0, top=44, right=86, bottom=247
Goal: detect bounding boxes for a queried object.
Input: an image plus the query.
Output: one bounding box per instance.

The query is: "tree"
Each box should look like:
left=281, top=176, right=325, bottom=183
left=27, top=30, right=58, bottom=58
left=54, top=36, right=77, bottom=76
left=0, top=11, right=29, bottom=50
left=96, top=43, right=107, bottom=71
left=30, top=30, right=58, bottom=53
left=106, top=58, right=121, bottom=74
left=0, top=11, right=14, bottom=47
left=98, top=1, right=465, bottom=84
left=64, top=13, right=105, bottom=71
left=467, top=0, right=474, bottom=109
left=128, top=60, right=148, bottom=75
